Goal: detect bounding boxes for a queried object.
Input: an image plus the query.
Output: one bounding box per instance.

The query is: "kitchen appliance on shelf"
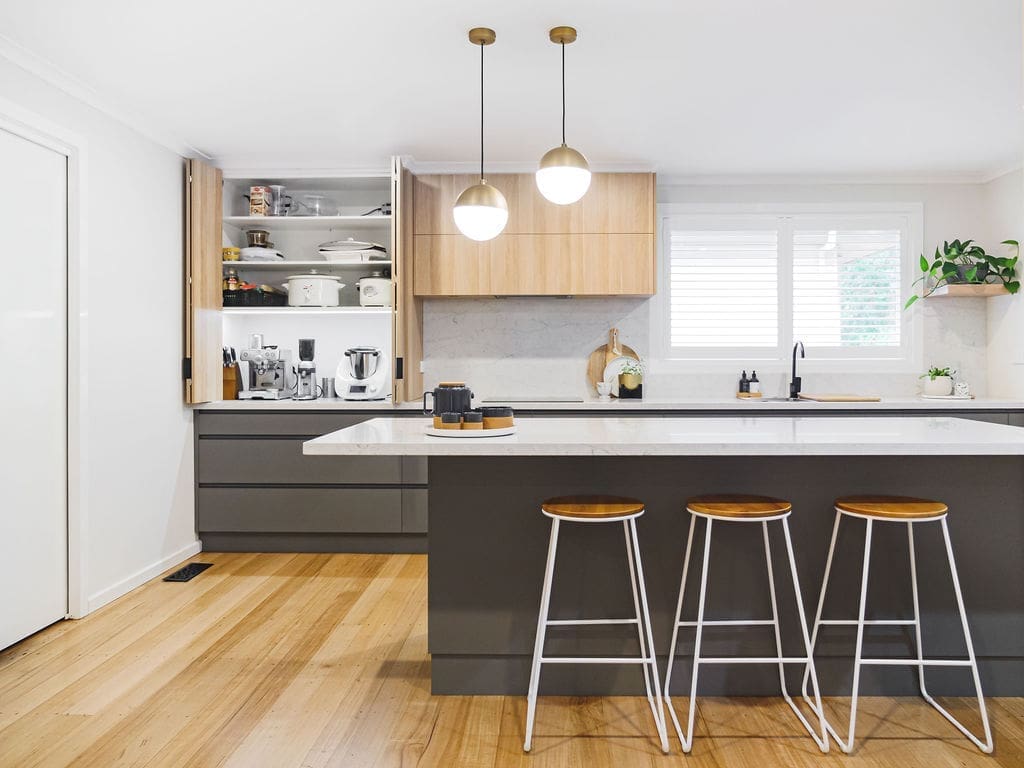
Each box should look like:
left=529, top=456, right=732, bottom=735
left=238, top=333, right=293, bottom=400
left=281, top=273, right=345, bottom=306
left=335, top=346, right=389, bottom=401
left=294, top=338, right=318, bottom=400
left=356, top=270, right=392, bottom=307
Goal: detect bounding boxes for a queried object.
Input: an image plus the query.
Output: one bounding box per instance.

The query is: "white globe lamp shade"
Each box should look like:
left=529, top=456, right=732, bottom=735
left=452, top=182, right=508, bottom=241
left=536, top=144, right=591, bottom=205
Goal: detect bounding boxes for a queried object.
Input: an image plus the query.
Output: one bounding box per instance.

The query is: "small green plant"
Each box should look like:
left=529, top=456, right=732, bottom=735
left=905, top=239, right=1020, bottom=308
left=920, top=366, right=955, bottom=381
left=619, top=360, right=644, bottom=376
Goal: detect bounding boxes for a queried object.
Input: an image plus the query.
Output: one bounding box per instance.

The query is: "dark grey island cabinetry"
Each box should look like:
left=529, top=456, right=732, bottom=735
left=194, top=411, right=427, bottom=553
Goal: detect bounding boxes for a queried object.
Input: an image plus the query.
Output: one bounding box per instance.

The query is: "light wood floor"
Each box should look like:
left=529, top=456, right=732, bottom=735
left=0, top=553, right=1020, bottom=767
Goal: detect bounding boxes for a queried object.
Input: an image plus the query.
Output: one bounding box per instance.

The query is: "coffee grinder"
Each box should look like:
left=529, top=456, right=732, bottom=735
left=295, top=338, right=318, bottom=400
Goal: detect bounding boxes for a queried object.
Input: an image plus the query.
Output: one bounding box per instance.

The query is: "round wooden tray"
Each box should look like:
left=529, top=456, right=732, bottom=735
left=425, top=425, right=517, bottom=438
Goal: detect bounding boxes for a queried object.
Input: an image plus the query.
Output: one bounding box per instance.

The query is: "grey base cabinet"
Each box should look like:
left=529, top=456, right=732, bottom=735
left=195, top=411, right=427, bottom=553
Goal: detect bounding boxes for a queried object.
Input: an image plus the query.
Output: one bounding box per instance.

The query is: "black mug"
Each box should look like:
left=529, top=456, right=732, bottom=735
left=423, top=383, right=474, bottom=415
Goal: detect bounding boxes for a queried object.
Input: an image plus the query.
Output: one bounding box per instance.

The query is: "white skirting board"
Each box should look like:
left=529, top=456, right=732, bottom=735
left=85, top=540, right=202, bottom=615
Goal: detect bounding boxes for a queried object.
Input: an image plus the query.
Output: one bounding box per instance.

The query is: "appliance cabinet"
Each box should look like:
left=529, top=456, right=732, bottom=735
left=412, top=172, right=656, bottom=297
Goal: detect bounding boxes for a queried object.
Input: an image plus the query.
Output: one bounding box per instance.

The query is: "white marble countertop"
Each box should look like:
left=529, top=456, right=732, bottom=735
left=196, top=396, right=1024, bottom=412
left=303, top=416, right=1024, bottom=457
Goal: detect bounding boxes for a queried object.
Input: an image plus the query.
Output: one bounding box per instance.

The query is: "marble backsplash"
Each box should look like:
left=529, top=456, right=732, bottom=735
left=421, top=296, right=989, bottom=400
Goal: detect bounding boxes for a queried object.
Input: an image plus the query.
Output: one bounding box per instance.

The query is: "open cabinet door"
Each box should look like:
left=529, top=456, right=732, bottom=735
left=184, top=158, right=223, bottom=404
left=392, top=156, right=423, bottom=402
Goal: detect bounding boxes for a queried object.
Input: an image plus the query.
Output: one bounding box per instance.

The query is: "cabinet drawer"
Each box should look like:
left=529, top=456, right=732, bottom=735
left=198, top=438, right=402, bottom=485
left=198, top=488, right=402, bottom=533
left=196, top=413, right=376, bottom=437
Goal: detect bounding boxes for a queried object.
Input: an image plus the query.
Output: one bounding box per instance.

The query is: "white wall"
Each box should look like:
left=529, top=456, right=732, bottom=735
left=424, top=180, right=999, bottom=399
left=985, top=169, right=1024, bottom=398
left=0, top=57, right=197, bottom=613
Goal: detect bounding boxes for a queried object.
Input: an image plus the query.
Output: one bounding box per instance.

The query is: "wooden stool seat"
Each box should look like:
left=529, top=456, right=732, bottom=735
left=835, top=495, right=947, bottom=519
left=541, top=495, right=645, bottom=519
left=686, top=494, right=792, bottom=518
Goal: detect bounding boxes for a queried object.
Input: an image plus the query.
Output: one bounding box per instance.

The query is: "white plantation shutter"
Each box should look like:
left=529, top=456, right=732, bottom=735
left=669, top=229, right=779, bottom=348
left=792, top=229, right=902, bottom=349
left=663, top=210, right=914, bottom=364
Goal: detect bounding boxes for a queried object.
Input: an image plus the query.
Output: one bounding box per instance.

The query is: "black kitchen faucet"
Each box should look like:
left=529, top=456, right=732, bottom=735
left=789, top=340, right=805, bottom=400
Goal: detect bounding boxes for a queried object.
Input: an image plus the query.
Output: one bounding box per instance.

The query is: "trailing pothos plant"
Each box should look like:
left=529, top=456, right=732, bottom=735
left=904, top=239, right=1020, bottom=308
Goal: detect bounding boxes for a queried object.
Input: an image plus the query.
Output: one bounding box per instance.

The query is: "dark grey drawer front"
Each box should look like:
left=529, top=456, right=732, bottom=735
left=198, top=487, right=402, bottom=533
left=197, top=413, right=375, bottom=437
left=402, top=489, right=428, bottom=533
left=199, top=438, right=402, bottom=485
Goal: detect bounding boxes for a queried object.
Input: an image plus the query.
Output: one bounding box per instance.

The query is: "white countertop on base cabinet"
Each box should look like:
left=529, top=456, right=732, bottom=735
left=303, top=416, right=1024, bottom=457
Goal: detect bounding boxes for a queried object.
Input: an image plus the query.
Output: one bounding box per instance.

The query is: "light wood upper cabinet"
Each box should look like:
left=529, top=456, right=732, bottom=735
left=412, top=172, right=656, bottom=296
left=184, top=158, right=223, bottom=404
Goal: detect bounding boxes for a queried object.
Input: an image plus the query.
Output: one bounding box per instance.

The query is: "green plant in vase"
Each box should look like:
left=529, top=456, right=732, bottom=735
left=905, top=239, right=1019, bottom=308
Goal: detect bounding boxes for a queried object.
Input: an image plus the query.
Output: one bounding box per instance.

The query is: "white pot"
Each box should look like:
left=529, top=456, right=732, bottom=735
left=356, top=276, right=392, bottom=307
left=282, top=274, right=344, bottom=307
left=923, top=375, right=953, bottom=396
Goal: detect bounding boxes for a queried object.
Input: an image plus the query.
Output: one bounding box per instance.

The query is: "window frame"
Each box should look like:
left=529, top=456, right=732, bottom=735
left=649, top=202, right=924, bottom=375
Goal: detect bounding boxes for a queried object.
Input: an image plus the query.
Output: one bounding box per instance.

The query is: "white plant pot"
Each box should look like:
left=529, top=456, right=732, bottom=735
left=923, top=376, right=953, bottom=396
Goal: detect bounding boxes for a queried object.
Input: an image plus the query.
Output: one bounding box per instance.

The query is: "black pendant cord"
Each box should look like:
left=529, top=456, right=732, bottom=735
left=480, top=41, right=485, bottom=182
left=561, top=41, right=566, bottom=146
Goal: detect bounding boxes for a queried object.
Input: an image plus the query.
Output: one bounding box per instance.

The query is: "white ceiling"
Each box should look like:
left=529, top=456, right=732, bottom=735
left=1, top=0, right=1020, bottom=179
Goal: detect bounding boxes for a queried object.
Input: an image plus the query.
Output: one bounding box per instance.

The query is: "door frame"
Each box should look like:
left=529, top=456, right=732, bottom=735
left=0, top=96, right=87, bottom=618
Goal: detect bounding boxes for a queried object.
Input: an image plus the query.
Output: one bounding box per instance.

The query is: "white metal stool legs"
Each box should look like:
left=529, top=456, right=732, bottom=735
left=663, top=513, right=828, bottom=753
left=524, top=518, right=560, bottom=752
left=802, top=511, right=993, bottom=754
left=523, top=514, right=669, bottom=753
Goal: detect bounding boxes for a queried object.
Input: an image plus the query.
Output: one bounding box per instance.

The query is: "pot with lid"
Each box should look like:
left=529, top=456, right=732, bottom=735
left=281, top=273, right=345, bottom=307
left=356, top=270, right=392, bottom=307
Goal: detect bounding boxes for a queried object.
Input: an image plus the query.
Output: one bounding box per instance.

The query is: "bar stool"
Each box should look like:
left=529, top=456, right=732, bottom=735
left=663, top=495, right=829, bottom=753
left=523, top=495, right=669, bottom=753
left=801, top=495, right=993, bottom=754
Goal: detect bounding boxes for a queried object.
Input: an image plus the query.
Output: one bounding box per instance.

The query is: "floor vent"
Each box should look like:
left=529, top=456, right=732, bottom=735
left=163, top=562, right=213, bottom=582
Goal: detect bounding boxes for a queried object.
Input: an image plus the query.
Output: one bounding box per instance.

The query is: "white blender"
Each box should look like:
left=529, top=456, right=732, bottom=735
left=335, top=346, right=389, bottom=400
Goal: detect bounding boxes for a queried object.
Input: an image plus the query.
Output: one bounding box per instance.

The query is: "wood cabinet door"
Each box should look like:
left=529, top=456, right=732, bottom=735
left=184, top=158, right=223, bottom=404
left=411, top=172, right=656, bottom=297
left=391, top=157, right=423, bottom=401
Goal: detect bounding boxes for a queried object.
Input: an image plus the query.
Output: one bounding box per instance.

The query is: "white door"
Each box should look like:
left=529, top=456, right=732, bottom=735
left=0, top=126, right=68, bottom=648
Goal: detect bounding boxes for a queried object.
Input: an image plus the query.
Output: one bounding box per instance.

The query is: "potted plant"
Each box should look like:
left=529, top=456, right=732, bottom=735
left=905, top=239, right=1019, bottom=308
left=617, top=359, right=644, bottom=397
left=920, top=366, right=955, bottom=396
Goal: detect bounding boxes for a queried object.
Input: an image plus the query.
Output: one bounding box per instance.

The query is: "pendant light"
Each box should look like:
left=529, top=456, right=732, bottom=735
left=536, top=26, right=591, bottom=205
left=453, top=27, right=508, bottom=242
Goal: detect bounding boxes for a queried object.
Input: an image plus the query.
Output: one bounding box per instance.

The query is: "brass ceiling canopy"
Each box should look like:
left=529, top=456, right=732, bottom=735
left=548, top=26, right=577, bottom=45
left=468, top=27, right=496, bottom=46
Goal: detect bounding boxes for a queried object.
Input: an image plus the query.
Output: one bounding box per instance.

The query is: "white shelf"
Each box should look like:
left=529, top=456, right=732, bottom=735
left=224, top=215, right=390, bottom=231
left=222, top=307, right=391, bottom=316
left=224, top=260, right=391, bottom=271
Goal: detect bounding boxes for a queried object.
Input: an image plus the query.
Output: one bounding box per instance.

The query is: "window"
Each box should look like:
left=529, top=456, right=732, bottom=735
left=658, top=206, right=921, bottom=369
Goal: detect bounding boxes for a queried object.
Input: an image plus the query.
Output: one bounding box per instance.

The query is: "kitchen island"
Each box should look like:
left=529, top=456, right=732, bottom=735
left=306, top=415, right=1024, bottom=698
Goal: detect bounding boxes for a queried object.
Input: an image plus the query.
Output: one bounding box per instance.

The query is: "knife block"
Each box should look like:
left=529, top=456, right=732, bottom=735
left=223, top=364, right=240, bottom=400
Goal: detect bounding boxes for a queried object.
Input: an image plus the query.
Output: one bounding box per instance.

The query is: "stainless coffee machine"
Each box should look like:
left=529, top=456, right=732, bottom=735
left=294, top=338, right=317, bottom=400
left=238, top=333, right=292, bottom=400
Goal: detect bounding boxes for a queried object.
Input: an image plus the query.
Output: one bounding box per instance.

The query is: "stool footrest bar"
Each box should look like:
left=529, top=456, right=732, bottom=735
left=677, top=619, right=775, bottom=627
left=858, top=658, right=974, bottom=667
left=540, top=656, right=652, bottom=665
left=547, top=618, right=638, bottom=626
left=818, top=619, right=916, bottom=626
left=696, top=656, right=810, bottom=664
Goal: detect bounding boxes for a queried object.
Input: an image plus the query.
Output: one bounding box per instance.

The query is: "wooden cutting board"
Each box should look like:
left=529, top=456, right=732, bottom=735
left=799, top=393, right=881, bottom=402
left=586, top=328, right=640, bottom=395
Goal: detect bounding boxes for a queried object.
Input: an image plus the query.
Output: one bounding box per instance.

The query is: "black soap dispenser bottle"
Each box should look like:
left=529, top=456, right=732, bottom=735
left=739, top=370, right=749, bottom=394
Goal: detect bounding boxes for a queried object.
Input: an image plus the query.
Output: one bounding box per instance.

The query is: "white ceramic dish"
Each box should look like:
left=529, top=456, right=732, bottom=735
left=425, top=425, right=517, bottom=438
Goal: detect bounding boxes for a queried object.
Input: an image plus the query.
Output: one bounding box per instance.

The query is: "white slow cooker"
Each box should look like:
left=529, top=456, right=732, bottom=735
left=282, top=274, right=345, bottom=307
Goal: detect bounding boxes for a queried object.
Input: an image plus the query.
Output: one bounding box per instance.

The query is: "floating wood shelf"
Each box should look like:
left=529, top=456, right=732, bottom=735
left=926, top=284, right=1011, bottom=298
